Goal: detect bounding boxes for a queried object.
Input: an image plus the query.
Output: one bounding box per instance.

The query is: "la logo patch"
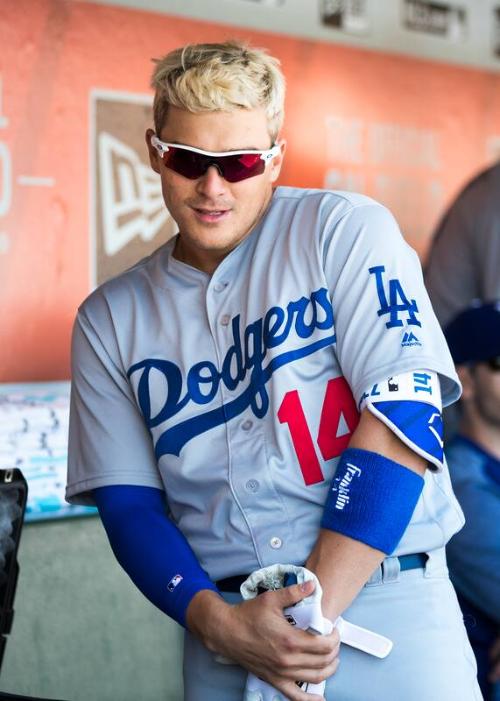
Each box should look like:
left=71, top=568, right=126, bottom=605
left=369, top=265, right=421, bottom=329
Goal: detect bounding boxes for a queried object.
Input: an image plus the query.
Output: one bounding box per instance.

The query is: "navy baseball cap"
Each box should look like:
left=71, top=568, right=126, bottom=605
left=445, top=301, right=500, bottom=365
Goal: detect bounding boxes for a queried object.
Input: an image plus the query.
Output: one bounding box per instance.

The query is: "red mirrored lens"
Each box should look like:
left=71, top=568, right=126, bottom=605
left=162, top=148, right=266, bottom=182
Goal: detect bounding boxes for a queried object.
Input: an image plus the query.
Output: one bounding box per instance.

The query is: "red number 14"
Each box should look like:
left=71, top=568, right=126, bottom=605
left=277, top=377, right=360, bottom=486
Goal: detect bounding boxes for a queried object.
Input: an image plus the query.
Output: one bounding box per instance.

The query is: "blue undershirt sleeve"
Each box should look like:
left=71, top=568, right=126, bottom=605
left=93, top=485, right=220, bottom=628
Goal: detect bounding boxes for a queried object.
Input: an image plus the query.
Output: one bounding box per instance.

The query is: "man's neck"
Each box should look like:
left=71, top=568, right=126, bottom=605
left=172, top=238, right=227, bottom=275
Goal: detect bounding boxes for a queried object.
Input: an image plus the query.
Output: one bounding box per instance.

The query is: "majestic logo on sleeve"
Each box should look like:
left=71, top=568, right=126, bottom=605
left=369, top=265, right=421, bottom=329
left=401, top=331, right=422, bottom=347
left=128, top=288, right=335, bottom=458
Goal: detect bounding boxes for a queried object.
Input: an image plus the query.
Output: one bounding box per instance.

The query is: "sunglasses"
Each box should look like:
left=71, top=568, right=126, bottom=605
left=487, top=356, right=500, bottom=371
left=151, top=135, right=280, bottom=183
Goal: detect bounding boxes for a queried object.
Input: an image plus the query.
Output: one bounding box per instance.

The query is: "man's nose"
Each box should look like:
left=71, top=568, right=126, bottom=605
left=195, top=164, right=229, bottom=197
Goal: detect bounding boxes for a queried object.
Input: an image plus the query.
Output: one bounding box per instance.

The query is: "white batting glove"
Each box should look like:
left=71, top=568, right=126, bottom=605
left=241, top=564, right=331, bottom=700
left=240, top=563, right=324, bottom=631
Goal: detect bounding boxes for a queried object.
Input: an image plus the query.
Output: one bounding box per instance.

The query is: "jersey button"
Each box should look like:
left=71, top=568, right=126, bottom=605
left=213, top=282, right=225, bottom=292
left=241, top=420, right=253, bottom=431
left=245, top=479, right=260, bottom=493
left=270, top=537, right=282, bottom=549
left=220, top=314, right=231, bottom=326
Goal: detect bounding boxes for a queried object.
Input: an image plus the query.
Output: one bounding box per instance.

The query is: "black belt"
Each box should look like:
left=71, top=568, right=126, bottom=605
left=216, top=553, right=428, bottom=593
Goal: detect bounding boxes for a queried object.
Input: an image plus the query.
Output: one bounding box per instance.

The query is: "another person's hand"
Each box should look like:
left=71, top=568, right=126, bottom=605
left=186, top=581, right=340, bottom=701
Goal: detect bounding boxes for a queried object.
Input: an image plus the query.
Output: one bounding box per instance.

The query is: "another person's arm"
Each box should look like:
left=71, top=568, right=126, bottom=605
left=424, top=192, right=476, bottom=327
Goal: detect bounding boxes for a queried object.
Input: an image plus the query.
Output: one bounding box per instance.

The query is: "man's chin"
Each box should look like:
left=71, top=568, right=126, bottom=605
left=188, top=223, right=248, bottom=250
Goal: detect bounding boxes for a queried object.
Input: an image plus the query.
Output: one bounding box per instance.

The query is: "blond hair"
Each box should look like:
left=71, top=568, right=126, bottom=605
left=151, top=41, right=285, bottom=142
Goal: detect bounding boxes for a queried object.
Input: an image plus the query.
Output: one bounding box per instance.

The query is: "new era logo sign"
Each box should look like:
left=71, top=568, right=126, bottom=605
left=401, top=331, right=422, bottom=347
left=98, top=132, right=168, bottom=257
left=92, top=91, right=178, bottom=285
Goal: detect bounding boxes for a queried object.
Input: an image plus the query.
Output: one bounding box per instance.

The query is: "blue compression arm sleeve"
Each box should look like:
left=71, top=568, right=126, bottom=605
left=93, top=485, right=220, bottom=628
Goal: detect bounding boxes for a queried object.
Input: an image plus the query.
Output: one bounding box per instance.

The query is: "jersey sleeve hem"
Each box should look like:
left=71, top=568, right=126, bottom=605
left=66, top=472, right=164, bottom=506
left=351, top=356, right=460, bottom=409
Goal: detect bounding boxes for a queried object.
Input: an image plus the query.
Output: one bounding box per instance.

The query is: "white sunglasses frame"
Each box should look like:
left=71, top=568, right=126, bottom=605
left=151, top=135, right=281, bottom=163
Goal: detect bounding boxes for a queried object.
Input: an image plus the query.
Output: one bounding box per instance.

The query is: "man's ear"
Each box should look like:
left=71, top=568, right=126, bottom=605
left=457, top=365, right=475, bottom=402
left=145, top=128, right=161, bottom=174
left=269, top=137, right=286, bottom=183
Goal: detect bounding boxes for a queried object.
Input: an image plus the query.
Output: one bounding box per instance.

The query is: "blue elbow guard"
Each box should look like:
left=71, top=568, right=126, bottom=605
left=359, top=370, right=444, bottom=470
left=321, top=448, right=424, bottom=554
left=94, top=485, right=219, bottom=628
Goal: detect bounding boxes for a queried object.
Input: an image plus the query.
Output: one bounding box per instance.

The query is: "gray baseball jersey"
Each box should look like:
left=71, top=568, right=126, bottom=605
left=425, top=161, right=500, bottom=327
left=66, top=186, right=463, bottom=582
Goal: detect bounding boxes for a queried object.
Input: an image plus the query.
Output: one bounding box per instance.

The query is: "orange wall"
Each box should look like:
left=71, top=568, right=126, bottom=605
left=1, top=0, right=499, bottom=382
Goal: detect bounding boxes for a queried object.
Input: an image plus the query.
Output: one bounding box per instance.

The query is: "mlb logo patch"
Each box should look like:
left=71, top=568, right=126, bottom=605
left=167, top=574, right=183, bottom=592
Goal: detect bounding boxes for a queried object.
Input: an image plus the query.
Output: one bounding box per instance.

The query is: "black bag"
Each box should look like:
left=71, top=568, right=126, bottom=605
left=0, top=469, right=28, bottom=672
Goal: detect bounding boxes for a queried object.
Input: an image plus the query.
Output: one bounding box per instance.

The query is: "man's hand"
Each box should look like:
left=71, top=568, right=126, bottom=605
left=186, top=582, right=340, bottom=701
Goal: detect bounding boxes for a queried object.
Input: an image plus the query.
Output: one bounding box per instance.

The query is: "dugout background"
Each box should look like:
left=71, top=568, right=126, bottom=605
left=0, top=1, right=499, bottom=699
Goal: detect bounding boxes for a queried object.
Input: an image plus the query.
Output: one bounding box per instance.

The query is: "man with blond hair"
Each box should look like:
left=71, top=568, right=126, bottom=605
left=67, top=41, right=481, bottom=700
